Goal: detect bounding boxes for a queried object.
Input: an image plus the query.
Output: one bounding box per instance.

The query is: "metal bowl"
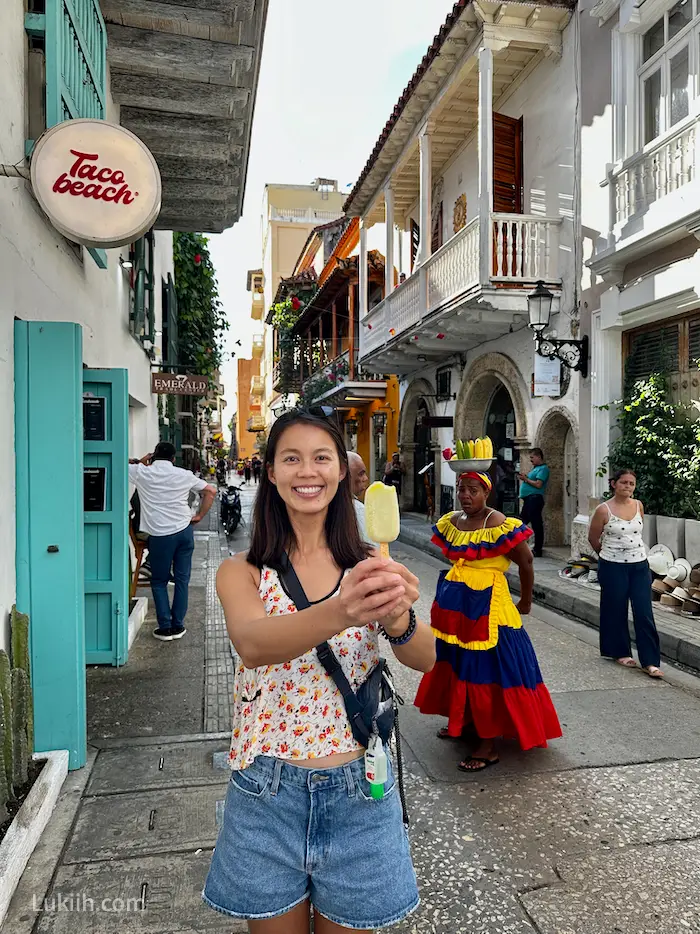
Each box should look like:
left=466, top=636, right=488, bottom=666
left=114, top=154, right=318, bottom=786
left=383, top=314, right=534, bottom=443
left=447, top=458, right=494, bottom=474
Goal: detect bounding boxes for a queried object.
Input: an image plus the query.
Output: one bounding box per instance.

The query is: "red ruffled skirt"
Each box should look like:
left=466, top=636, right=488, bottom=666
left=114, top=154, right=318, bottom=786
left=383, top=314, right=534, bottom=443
left=415, top=624, right=562, bottom=750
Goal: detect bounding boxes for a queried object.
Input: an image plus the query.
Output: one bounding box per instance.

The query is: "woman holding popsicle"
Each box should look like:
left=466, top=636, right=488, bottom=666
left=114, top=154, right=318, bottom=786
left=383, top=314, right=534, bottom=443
left=204, top=408, right=435, bottom=934
left=415, top=471, right=561, bottom=770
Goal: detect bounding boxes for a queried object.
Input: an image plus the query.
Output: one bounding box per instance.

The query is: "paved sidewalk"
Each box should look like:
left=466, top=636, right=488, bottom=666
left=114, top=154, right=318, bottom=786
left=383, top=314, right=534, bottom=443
left=399, top=511, right=700, bottom=673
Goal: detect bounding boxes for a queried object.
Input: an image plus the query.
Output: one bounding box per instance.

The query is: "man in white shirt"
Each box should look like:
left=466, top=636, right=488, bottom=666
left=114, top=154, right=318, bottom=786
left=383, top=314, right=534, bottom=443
left=129, top=442, right=216, bottom=641
left=347, top=451, right=378, bottom=550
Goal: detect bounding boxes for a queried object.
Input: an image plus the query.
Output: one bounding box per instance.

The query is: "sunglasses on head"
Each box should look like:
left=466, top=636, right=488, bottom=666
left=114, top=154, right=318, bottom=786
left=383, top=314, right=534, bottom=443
left=281, top=405, right=335, bottom=419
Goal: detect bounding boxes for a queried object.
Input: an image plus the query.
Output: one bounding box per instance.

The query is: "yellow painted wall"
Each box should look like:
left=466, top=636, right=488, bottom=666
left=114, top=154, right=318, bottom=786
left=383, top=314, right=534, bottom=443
left=346, top=377, right=400, bottom=483
left=235, top=357, right=261, bottom=460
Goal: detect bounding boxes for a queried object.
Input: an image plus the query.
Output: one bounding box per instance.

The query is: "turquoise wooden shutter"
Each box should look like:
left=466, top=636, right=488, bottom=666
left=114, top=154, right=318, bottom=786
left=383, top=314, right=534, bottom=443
left=14, top=321, right=87, bottom=770
left=83, top=370, right=129, bottom=667
left=45, top=0, right=107, bottom=127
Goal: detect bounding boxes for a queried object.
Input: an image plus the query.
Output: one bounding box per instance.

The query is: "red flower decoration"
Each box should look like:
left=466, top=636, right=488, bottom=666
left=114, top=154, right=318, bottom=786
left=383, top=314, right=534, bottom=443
left=194, top=253, right=202, bottom=267
left=436, top=333, right=446, bottom=339
left=291, top=296, right=301, bottom=311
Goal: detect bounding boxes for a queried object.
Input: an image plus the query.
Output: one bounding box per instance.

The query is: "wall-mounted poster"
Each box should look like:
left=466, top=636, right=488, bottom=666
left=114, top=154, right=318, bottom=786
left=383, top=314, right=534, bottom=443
left=533, top=355, right=561, bottom=397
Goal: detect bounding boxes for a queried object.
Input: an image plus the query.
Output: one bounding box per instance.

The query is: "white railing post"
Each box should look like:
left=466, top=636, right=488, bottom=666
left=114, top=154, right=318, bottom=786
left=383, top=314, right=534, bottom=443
left=384, top=182, right=395, bottom=296
left=478, top=46, right=494, bottom=285
left=418, top=123, right=433, bottom=266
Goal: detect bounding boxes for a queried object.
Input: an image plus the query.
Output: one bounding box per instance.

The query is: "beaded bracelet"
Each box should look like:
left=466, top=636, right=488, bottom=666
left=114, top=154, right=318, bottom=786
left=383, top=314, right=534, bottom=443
left=380, top=607, right=417, bottom=646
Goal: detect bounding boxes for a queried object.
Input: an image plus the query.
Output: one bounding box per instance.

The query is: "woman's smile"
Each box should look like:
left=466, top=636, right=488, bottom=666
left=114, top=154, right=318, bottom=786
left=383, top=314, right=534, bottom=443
left=292, top=484, right=324, bottom=499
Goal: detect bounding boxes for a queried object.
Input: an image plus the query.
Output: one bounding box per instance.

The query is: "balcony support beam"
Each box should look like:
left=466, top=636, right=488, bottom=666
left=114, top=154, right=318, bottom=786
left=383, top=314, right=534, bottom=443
left=478, top=45, right=494, bottom=285
left=418, top=123, right=433, bottom=266
left=332, top=301, right=338, bottom=359
left=359, top=218, right=369, bottom=321
left=384, top=182, right=395, bottom=296
left=348, top=282, right=356, bottom=379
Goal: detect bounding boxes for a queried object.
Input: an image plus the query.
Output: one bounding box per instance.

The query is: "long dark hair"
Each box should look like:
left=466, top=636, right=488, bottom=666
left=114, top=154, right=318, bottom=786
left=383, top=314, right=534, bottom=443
left=247, top=409, right=371, bottom=571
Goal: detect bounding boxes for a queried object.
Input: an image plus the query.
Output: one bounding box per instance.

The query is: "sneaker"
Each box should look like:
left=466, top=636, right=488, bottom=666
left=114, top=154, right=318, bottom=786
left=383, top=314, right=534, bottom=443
left=153, top=627, right=174, bottom=641
left=170, top=627, right=187, bottom=640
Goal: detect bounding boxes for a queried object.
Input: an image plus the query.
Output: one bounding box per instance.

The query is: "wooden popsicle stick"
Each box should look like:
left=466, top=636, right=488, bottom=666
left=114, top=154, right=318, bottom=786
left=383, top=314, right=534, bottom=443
left=379, top=542, right=390, bottom=558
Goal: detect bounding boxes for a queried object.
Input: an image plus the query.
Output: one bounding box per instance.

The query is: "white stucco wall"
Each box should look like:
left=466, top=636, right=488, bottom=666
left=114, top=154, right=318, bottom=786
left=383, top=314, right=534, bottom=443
left=406, top=22, right=578, bottom=316
left=0, top=3, right=173, bottom=647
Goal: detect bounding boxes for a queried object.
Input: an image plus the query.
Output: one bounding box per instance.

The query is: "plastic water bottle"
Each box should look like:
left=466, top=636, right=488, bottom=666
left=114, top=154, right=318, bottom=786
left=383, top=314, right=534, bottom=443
left=364, top=734, right=388, bottom=800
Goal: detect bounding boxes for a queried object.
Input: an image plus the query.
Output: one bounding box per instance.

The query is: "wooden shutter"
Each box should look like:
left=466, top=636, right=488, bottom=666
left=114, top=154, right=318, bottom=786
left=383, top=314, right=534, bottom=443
left=44, top=0, right=107, bottom=127
left=493, top=114, right=523, bottom=214
left=625, top=324, right=680, bottom=384
left=410, top=220, right=420, bottom=271
left=431, top=202, right=444, bottom=254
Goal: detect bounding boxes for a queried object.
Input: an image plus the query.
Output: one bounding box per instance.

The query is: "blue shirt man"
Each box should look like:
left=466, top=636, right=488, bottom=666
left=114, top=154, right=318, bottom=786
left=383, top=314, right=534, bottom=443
left=519, top=448, right=549, bottom=558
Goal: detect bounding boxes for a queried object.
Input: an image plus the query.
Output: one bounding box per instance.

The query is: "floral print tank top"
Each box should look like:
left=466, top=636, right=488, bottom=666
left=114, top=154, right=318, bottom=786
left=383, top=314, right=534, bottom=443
left=228, top=565, right=380, bottom=770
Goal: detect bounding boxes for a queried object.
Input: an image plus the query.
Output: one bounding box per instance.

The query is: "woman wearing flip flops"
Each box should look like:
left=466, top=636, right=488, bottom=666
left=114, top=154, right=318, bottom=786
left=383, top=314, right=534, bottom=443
left=588, top=469, right=663, bottom=679
left=414, top=471, right=562, bottom=771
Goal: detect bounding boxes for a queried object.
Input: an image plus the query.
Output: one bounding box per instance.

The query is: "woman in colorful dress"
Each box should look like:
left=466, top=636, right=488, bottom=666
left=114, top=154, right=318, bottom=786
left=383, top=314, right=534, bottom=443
left=415, top=471, right=562, bottom=771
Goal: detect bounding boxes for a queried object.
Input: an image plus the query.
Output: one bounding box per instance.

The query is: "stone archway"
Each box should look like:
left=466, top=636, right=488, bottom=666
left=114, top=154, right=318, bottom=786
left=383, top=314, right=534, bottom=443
left=398, top=377, right=438, bottom=511
left=454, top=352, right=531, bottom=449
left=535, top=405, right=578, bottom=547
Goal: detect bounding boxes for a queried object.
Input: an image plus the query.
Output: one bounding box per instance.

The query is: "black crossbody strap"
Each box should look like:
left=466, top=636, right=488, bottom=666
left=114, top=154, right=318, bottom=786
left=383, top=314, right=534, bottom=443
left=278, top=554, right=365, bottom=728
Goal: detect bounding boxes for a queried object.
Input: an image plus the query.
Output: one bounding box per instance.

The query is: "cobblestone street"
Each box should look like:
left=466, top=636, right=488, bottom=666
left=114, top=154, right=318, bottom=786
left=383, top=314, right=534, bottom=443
left=5, top=488, right=700, bottom=934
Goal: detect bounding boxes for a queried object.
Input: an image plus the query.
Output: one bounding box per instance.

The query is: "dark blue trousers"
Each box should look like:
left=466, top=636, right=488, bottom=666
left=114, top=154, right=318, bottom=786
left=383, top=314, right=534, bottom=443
left=597, top=558, right=660, bottom=668
left=147, top=524, right=195, bottom=631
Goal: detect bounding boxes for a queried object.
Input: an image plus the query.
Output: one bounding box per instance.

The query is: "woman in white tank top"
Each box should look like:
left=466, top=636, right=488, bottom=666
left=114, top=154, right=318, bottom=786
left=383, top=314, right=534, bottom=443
left=588, top=469, right=662, bottom=678
left=203, top=408, right=436, bottom=933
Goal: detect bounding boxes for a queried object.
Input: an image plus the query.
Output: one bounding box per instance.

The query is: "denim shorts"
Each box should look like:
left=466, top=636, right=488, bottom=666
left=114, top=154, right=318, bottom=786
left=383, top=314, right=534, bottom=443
left=202, top=754, right=420, bottom=929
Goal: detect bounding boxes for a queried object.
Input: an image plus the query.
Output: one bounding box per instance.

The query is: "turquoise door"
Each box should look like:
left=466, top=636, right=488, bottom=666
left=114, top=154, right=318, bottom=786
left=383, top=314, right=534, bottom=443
left=14, top=321, right=86, bottom=769
left=83, top=370, right=129, bottom=666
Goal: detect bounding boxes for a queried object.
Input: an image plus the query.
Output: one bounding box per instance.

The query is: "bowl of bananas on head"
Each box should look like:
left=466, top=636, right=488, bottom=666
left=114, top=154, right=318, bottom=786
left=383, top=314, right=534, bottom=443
left=448, top=438, right=494, bottom=474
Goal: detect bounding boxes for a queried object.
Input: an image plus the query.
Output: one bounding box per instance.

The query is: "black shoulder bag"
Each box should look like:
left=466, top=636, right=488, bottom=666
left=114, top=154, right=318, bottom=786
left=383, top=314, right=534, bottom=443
left=278, top=554, right=409, bottom=824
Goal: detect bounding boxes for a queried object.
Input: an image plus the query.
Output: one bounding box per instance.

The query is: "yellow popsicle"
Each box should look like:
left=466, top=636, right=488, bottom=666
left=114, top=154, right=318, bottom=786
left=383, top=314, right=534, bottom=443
left=364, top=481, right=400, bottom=558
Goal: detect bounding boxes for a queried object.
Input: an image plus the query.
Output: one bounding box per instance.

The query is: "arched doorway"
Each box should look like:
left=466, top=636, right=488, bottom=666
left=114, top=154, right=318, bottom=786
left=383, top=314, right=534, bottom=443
left=413, top=399, right=434, bottom=513
left=535, top=406, right=578, bottom=547
left=398, top=378, right=438, bottom=512
left=454, top=352, right=530, bottom=445
left=486, top=385, right=519, bottom=516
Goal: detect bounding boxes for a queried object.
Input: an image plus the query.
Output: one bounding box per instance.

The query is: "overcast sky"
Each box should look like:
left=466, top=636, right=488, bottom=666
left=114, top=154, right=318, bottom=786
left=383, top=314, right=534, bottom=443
left=207, top=0, right=450, bottom=435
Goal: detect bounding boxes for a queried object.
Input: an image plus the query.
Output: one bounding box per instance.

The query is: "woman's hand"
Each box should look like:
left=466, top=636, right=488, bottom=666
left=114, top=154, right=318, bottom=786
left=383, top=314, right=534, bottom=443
left=372, top=560, right=419, bottom=632
left=338, top=558, right=407, bottom=629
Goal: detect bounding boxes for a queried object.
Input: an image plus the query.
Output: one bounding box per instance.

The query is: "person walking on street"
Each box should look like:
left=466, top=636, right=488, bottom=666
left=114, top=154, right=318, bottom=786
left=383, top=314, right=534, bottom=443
left=415, top=471, right=562, bottom=770
left=519, top=448, right=549, bottom=558
left=129, top=442, right=216, bottom=641
left=204, top=408, right=435, bottom=931
left=243, top=458, right=252, bottom=485
left=588, top=469, right=662, bottom=678
left=347, top=451, right=377, bottom=548
left=252, top=455, right=262, bottom=484
left=383, top=451, right=405, bottom=496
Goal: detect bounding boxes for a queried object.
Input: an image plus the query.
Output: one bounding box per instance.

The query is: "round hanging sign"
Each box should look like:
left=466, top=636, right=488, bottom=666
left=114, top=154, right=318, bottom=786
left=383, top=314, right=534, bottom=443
left=30, top=119, right=162, bottom=249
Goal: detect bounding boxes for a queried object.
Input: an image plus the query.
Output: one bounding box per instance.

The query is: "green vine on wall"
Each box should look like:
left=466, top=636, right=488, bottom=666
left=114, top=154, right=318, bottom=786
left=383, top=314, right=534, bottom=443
left=272, top=298, right=301, bottom=394
left=173, top=233, right=228, bottom=379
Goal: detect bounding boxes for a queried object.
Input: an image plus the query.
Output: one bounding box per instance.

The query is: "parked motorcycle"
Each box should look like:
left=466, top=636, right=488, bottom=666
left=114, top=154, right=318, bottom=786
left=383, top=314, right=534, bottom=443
left=220, top=484, right=243, bottom=537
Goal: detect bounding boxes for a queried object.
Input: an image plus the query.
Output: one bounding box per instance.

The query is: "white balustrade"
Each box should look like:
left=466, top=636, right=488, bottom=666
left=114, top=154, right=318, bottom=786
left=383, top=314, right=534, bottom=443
left=491, top=214, right=560, bottom=281
left=611, top=119, right=697, bottom=225
left=426, top=218, right=479, bottom=314
left=358, top=213, right=560, bottom=362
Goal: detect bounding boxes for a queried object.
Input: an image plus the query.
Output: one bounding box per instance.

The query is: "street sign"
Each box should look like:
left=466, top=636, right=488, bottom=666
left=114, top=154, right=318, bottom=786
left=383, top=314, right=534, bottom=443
left=30, top=119, right=161, bottom=248
left=151, top=373, right=209, bottom=396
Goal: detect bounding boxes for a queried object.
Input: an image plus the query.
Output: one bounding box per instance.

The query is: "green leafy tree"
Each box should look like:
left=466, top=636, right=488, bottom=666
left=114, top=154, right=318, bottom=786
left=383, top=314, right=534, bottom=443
left=605, top=372, right=700, bottom=518
left=173, top=233, right=228, bottom=379
left=272, top=298, right=301, bottom=394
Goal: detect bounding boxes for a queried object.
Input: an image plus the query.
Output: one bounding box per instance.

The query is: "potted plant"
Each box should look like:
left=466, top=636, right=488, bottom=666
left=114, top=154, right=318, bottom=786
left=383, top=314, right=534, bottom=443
left=0, top=608, right=69, bottom=927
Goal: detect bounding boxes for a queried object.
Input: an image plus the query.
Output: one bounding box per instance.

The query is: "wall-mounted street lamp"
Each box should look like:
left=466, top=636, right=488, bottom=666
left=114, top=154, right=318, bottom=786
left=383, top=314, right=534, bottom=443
left=527, top=280, right=588, bottom=378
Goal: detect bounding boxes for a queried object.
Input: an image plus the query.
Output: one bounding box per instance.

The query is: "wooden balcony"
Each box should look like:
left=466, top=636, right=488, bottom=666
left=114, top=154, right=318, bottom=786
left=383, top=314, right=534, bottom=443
left=359, top=212, right=561, bottom=372
left=102, top=0, right=268, bottom=232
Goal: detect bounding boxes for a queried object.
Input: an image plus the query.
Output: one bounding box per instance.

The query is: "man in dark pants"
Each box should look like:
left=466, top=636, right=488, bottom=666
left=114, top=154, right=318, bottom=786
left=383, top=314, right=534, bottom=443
left=129, top=443, right=216, bottom=641
left=519, top=447, right=550, bottom=558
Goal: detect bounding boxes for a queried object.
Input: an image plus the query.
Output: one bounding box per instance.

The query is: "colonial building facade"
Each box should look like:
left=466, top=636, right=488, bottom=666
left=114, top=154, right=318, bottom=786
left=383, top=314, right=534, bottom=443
left=343, top=0, right=580, bottom=544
